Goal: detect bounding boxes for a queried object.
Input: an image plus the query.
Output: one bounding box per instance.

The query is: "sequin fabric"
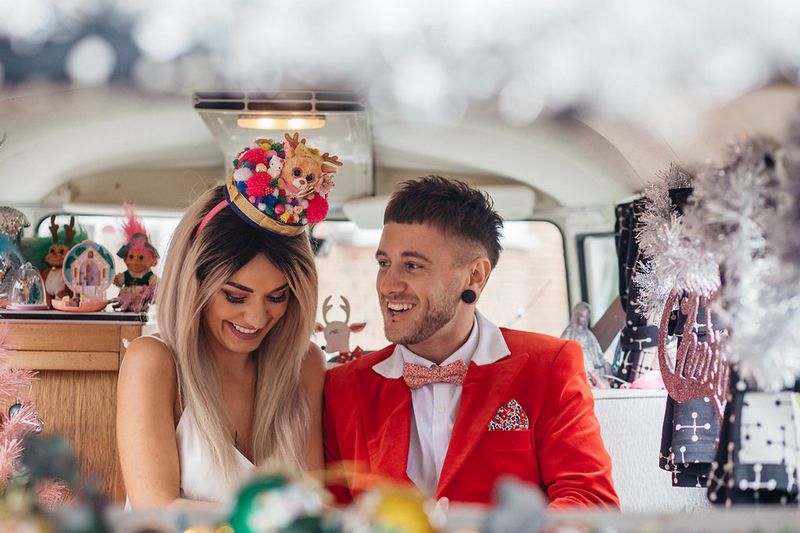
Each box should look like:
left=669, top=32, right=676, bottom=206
left=402, top=360, right=468, bottom=390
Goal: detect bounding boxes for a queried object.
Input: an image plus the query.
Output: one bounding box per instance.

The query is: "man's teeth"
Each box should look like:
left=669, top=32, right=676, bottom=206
left=232, top=322, right=258, bottom=334
left=387, top=302, right=414, bottom=311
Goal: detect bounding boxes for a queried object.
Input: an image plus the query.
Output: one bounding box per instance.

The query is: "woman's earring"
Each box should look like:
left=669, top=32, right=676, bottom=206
left=461, top=289, right=477, bottom=304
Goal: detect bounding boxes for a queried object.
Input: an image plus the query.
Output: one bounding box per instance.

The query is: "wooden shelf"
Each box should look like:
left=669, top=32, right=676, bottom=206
left=1, top=319, right=142, bottom=502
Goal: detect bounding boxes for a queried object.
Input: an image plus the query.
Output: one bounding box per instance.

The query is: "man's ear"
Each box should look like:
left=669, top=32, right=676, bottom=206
left=467, top=256, right=492, bottom=292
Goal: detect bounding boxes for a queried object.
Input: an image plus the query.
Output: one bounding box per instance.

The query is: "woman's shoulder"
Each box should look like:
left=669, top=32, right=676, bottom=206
left=300, top=342, right=326, bottom=389
left=119, top=335, right=178, bottom=384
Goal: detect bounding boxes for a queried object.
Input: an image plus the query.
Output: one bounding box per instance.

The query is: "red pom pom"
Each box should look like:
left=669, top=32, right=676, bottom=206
left=245, top=172, right=270, bottom=197
left=239, top=148, right=266, bottom=165
left=305, top=195, right=329, bottom=224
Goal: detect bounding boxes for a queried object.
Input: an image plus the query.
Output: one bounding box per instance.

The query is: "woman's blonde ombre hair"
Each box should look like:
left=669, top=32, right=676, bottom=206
left=157, top=186, right=317, bottom=487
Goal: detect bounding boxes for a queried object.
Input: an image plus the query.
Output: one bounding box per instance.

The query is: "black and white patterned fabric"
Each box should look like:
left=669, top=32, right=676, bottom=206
left=708, top=373, right=800, bottom=505
left=612, top=199, right=660, bottom=384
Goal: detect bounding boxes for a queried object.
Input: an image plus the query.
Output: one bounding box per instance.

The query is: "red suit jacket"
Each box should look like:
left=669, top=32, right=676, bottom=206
left=323, top=328, right=619, bottom=509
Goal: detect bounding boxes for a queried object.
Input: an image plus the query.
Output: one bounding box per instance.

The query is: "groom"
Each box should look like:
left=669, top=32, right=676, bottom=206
left=323, top=176, right=618, bottom=508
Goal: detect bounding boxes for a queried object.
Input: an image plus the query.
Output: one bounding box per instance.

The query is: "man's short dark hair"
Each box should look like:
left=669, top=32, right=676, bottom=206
left=384, top=176, right=503, bottom=267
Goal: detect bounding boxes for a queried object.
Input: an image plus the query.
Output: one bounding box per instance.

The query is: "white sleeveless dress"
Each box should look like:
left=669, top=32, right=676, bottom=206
left=176, top=405, right=254, bottom=502
left=124, top=336, right=255, bottom=507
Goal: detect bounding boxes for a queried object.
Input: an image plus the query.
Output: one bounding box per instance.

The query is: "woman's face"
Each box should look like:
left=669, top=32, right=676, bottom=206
left=203, top=254, right=291, bottom=357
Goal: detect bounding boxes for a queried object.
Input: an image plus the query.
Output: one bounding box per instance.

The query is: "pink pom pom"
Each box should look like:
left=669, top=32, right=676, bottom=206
left=305, top=196, right=329, bottom=223
left=274, top=203, right=286, bottom=215
left=239, top=148, right=266, bottom=165
left=245, top=172, right=270, bottom=198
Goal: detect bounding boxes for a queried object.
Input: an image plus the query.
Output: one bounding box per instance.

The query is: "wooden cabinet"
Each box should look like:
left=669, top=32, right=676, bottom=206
left=2, top=317, right=143, bottom=502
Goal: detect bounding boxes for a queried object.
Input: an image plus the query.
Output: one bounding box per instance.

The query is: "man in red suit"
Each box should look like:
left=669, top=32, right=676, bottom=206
left=324, top=176, right=618, bottom=509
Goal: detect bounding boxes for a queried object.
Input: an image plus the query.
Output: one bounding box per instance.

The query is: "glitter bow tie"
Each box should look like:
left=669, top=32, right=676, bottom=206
left=402, top=360, right=468, bottom=390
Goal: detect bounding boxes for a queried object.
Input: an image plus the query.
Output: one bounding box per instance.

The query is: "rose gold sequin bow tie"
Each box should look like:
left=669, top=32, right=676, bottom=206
left=402, top=360, right=468, bottom=390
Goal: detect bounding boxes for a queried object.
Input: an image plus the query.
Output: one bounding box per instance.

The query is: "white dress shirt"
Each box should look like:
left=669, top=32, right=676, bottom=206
left=372, top=310, right=511, bottom=496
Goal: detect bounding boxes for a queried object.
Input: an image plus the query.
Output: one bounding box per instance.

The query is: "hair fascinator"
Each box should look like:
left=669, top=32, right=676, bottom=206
left=198, top=132, right=341, bottom=238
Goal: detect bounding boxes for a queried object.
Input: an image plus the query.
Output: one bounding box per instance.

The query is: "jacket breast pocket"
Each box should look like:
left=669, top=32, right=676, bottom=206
left=480, top=429, right=533, bottom=451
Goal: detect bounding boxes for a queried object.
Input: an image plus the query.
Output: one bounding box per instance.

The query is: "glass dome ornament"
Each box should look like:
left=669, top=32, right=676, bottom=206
left=6, top=262, right=48, bottom=310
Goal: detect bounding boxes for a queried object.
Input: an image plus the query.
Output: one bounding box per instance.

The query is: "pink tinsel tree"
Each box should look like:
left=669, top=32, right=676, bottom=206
left=0, top=324, right=72, bottom=508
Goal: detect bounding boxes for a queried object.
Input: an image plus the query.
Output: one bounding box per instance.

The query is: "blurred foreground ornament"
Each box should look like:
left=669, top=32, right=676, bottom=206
left=228, top=473, right=329, bottom=533
left=343, top=484, right=437, bottom=533
left=482, top=478, right=547, bottom=533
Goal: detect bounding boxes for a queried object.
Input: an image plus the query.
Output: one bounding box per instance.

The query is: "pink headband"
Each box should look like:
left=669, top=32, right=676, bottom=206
left=194, top=199, right=229, bottom=238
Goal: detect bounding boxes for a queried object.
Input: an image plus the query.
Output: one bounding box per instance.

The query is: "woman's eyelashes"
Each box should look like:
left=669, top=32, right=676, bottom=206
left=223, top=289, right=289, bottom=304
left=267, top=291, right=289, bottom=304
left=223, top=290, right=246, bottom=304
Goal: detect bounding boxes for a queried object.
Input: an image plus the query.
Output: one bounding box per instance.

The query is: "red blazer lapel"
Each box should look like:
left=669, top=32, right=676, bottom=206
left=354, top=363, right=412, bottom=484
left=436, top=352, right=529, bottom=497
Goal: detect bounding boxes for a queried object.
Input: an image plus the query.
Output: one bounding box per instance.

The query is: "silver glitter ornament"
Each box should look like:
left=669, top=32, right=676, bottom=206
left=0, top=207, right=30, bottom=239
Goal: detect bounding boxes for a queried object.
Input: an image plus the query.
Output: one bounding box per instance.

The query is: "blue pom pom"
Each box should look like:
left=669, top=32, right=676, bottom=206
left=265, top=195, right=278, bottom=207
left=237, top=181, right=247, bottom=194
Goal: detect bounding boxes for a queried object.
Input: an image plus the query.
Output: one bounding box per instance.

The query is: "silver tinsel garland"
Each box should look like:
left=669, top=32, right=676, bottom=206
left=634, top=164, right=719, bottom=319
left=684, top=134, right=800, bottom=392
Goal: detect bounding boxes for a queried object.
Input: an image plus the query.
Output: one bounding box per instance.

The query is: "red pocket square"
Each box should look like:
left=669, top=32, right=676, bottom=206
left=488, top=399, right=529, bottom=431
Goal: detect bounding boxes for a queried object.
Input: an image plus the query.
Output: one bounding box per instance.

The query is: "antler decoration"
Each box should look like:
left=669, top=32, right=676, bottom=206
left=340, top=296, right=351, bottom=324
left=49, top=215, right=59, bottom=243
left=321, top=295, right=333, bottom=326
left=321, top=152, right=343, bottom=172
left=64, top=216, right=76, bottom=247
left=284, top=132, right=306, bottom=150
left=658, top=290, right=729, bottom=419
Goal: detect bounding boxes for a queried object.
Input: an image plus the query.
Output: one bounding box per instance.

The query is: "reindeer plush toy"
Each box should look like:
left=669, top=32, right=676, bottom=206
left=41, top=216, right=76, bottom=304
left=315, top=295, right=366, bottom=364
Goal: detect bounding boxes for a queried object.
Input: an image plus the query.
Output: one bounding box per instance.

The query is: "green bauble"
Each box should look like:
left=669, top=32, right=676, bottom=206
left=228, top=474, right=326, bottom=533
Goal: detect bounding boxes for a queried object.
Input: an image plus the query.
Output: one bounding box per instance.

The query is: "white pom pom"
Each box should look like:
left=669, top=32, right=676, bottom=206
left=234, top=168, right=253, bottom=182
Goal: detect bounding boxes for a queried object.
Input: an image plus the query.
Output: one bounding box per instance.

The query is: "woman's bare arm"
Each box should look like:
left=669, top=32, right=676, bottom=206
left=117, top=336, right=190, bottom=508
left=300, top=343, right=326, bottom=477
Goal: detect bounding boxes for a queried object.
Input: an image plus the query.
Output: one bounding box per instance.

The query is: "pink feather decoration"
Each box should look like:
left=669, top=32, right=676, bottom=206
left=0, top=438, right=23, bottom=488
left=0, top=323, right=44, bottom=489
left=121, top=205, right=148, bottom=242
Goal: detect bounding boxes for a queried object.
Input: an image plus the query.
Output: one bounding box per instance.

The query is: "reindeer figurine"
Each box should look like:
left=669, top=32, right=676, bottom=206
left=41, top=215, right=77, bottom=305
left=315, top=295, right=366, bottom=364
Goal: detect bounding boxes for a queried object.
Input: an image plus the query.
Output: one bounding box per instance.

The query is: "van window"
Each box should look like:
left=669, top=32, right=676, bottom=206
left=312, top=220, right=569, bottom=352
left=37, top=215, right=569, bottom=345
left=577, top=232, right=618, bottom=318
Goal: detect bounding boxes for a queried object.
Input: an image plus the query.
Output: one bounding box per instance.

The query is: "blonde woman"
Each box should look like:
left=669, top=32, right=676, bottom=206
left=118, top=135, right=340, bottom=507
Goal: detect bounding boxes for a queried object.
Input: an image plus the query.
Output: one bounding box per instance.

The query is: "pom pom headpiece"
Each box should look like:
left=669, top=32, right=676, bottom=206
left=201, top=132, right=341, bottom=237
